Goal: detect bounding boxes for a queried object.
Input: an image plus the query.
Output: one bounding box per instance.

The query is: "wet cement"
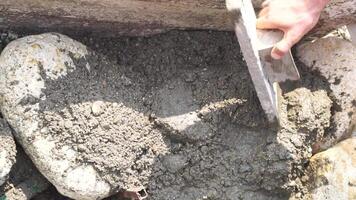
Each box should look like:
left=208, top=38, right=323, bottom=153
left=1, top=30, right=334, bottom=199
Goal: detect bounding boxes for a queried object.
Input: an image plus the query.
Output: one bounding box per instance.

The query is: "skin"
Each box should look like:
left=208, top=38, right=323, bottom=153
left=257, top=0, right=330, bottom=59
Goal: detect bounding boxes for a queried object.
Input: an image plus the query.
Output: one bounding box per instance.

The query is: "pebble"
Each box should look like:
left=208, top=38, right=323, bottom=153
left=64, top=120, right=73, bottom=129
left=91, top=101, right=104, bottom=116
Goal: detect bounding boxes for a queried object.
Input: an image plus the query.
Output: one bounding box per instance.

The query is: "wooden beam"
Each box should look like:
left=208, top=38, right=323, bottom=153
left=0, top=0, right=355, bottom=37
left=0, top=0, right=231, bottom=37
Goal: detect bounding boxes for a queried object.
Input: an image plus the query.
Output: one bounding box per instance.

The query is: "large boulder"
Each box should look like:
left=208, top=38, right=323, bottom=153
left=296, top=36, right=356, bottom=151
left=0, top=118, right=16, bottom=186
left=305, top=136, right=356, bottom=200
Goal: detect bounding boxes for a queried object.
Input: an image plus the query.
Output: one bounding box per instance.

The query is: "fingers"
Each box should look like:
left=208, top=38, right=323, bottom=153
left=271, top=39, right=291, bottom=60
left=257, top=16, right=293, bottom=59
left=256, top=16, right=277, bottom=30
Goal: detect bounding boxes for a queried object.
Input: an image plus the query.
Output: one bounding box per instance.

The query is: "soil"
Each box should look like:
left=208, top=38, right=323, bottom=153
left=0, top=30, right=334, bottom=200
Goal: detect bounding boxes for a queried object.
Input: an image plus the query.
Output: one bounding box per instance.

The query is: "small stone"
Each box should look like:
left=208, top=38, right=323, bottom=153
left=64, top=120, right=73, bottom=129
left=77, top=144, right=86, bottom=152
left=91, top=101, right=104, bottom=116
left=102, top=123, right=111, bottom=130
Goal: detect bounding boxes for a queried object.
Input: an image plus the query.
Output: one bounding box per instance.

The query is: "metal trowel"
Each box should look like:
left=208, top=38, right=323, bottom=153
left=226, top=0, right=300, bottom=123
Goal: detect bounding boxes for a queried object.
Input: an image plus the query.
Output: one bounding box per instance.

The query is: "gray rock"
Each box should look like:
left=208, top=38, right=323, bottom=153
left=0, top=118, right=16, bottom=186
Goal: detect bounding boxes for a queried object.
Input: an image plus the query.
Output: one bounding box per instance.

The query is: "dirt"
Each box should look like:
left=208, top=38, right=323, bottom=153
left=1, top=30, right=335, bottom=199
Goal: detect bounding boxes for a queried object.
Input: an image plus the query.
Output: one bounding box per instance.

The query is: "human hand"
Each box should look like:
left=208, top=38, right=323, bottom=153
left=257, top=0, right=329, bottom=59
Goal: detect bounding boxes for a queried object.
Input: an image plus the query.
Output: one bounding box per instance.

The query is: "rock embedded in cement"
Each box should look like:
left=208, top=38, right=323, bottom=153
left=0, top=33, right=169, bottom=200
left=297, top=36, right=356, bottom=151
left=305, top=137, right=356, bottom=200
left=0, top=118, right=16, bottom=186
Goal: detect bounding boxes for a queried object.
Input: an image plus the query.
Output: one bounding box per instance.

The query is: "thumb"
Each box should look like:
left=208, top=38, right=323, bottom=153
left=271, top=37, right=293, bottom=60
left=271, top=30, right=301, bottom=60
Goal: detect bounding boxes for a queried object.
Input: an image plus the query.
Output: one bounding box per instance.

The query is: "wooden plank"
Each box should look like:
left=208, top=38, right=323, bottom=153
left=0, top=0, right=231, bottom=37
left=0, top=0, right=355, bottom=37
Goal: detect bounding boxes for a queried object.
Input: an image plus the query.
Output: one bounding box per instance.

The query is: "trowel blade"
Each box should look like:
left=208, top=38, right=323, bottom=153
left=257, top=30, right=300, bottom=83
left=226, top=0, right=300, bottom=123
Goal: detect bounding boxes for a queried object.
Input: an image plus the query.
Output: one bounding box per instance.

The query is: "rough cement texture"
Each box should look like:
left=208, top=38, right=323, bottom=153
left=304, top=137, right=356, bottom=200
left=0, top=118, right=16, bottom=186
left=297, top=36, right=356, bottom=151
left=0, top=31, right=336, bottom=200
